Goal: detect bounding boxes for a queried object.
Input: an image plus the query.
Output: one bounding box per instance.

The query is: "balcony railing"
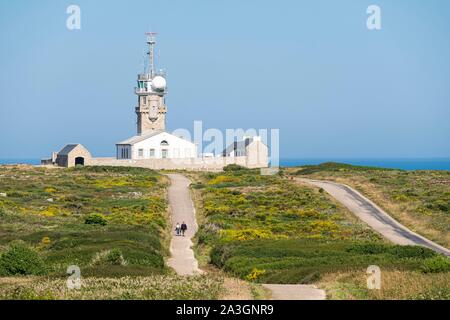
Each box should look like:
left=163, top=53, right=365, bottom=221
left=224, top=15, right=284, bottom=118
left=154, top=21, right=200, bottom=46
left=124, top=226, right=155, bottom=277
left=135, top=87, right=167, bottom=95
left=138, top=71, right=166, bottom=80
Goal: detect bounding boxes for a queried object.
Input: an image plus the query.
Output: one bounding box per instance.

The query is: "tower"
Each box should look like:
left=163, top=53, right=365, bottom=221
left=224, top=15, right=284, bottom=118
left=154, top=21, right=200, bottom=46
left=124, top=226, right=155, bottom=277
left=135, top=32, right=168, bottom=135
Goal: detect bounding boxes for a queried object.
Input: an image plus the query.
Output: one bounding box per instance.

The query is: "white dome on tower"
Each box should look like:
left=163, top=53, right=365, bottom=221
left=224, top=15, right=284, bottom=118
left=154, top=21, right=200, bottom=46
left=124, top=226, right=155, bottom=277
left=151, top=76, right=167, bottom=91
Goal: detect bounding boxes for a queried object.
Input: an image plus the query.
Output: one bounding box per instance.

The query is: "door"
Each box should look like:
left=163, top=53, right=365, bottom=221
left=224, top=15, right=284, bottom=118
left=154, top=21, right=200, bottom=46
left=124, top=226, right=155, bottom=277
left=75, top=157, right=84, bottom=166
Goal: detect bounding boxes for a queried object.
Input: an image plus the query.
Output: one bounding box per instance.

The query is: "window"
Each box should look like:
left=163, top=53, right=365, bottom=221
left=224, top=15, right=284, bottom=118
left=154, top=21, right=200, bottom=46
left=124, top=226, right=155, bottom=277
left=160, top=140, right=169, bottom=146
left=161, top=149, right=168, bottom=158
left=149, top=149, right=155, bottom=158
left=142, top=97, right=147, bottom=105
left=138, top=149, right=144, bottom=158
left=120, top=147, right=130, bottom=159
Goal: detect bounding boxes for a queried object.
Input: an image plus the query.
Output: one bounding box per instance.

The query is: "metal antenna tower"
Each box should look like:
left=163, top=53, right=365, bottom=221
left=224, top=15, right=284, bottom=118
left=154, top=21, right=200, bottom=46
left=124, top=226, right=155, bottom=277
left=145, top=32, right=157, bottom=78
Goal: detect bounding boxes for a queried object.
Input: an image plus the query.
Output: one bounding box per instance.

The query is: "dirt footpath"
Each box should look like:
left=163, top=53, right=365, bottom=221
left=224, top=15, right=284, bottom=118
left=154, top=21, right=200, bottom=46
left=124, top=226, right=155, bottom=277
left=166, top=174, right=203, bottom=275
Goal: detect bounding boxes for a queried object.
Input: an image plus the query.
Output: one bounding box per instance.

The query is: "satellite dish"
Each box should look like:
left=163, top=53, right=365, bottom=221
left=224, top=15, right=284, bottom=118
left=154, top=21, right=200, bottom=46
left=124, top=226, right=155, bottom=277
left=152, top=76, right=166, bottom=92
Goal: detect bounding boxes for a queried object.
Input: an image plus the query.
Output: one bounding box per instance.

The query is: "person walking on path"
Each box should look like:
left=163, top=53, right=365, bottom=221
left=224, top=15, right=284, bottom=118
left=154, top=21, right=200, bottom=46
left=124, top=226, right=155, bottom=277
left=175, top=222, right=181, bottom=236
left=180, top=222, right=187, bottom=237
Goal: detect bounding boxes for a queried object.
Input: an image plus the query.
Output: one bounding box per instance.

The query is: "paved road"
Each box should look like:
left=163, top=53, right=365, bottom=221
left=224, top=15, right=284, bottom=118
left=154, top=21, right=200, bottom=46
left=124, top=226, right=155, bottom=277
left=166, top=174, right=203, bottom=275
left=298, top=178, right=450, bottom=257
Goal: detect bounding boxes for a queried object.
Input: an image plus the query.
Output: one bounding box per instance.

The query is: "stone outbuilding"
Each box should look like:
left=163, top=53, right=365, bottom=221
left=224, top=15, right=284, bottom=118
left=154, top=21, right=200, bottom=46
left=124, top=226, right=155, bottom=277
left=222, top=136, right=268, bottom=167
left=55, top=144, right=92, bottom=168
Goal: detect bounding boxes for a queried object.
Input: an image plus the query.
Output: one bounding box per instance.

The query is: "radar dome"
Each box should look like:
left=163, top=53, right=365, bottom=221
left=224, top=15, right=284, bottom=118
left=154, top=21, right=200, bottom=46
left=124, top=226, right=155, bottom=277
left=151, top=76, right=167, bottom=91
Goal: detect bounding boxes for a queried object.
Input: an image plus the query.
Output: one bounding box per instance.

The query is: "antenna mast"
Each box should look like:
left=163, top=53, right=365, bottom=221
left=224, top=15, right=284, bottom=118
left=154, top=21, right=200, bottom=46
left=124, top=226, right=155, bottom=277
left=145, top=32, right=157, bottom=78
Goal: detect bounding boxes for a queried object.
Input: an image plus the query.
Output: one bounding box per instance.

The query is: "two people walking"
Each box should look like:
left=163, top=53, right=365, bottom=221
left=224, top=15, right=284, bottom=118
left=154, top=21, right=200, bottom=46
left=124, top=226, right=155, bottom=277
left=175, top=221, right=187, bottom=236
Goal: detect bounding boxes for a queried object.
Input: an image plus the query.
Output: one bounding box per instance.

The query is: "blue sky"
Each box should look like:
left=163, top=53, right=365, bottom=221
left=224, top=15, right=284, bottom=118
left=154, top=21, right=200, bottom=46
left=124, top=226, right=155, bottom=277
left=1, top=0, right=449, bottom=159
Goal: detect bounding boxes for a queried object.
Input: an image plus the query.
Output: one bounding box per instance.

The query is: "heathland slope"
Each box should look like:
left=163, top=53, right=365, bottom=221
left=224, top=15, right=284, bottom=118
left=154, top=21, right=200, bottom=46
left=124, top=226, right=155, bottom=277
left=0, top=166, right=227, bottom=299
left=291, top=163, right=450, bottom=248
left=190, top=166, right=450, bottom=299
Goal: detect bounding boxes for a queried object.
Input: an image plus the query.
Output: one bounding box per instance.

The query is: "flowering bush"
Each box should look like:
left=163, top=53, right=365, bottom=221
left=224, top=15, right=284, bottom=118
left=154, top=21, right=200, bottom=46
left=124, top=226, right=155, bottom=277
left=246, top=268, right=266, bottom=281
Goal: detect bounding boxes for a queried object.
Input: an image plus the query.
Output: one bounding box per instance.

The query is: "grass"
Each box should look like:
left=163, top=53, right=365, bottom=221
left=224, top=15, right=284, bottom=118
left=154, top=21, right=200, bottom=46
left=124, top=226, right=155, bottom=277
left=0, top=165, right=251, bottom=300
left=195, top=170, right=379, bottom=243
left=209, top=239, right=438, bottom=284
left=319, top=269, right=450, bottom=300
left=2, top=164, right=448, bottom=300
left=191, top=168, right=387, bottom=282
left=190, top=166, right=449, bottom=299
left=290, top=162, right=450, bottom=247
left=0, top=165, right=169, bottom=277
left=0, top=274, right=224, bottom=300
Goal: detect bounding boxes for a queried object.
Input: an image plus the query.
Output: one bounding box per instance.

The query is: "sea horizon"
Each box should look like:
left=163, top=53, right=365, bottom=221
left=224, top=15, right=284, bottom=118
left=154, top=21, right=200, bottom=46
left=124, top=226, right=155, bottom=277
left=1, top=157, right=450, bottom=171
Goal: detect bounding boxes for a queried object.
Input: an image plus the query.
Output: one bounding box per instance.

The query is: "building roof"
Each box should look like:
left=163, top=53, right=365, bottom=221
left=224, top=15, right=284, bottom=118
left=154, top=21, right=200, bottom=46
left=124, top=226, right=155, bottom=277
left=116, top=130, right=164, bottom=145
left=116, top=130, right=195, bottom=146
left=58, top=144, right=81, bottom=155
left=222, top=138, right=253, bottom=156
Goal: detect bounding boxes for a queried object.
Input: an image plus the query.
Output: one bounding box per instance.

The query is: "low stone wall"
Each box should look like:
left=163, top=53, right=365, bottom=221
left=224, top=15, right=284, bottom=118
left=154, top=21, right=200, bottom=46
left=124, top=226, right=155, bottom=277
left=88, top=156, right=266, bottom=171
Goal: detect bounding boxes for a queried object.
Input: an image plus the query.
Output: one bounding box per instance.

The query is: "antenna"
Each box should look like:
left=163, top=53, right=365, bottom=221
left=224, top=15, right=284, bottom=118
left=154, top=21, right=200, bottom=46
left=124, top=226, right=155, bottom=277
left=145, top=32, right=157, bottom=78
left=141, top=49, right=147, bottom=74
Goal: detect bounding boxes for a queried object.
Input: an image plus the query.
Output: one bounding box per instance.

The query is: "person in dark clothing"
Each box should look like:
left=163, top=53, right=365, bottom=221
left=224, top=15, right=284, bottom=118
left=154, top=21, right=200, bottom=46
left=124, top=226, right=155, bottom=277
left=180, top=222, right=187, bottom=236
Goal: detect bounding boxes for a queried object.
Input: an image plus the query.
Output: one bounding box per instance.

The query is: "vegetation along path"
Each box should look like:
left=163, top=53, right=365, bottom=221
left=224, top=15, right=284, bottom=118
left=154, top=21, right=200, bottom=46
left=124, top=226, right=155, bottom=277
left=168, top=173, right=325, bottom=300
left=167, top=174, right=203, bottom=275
left=297, top=178, right=450, bottom=257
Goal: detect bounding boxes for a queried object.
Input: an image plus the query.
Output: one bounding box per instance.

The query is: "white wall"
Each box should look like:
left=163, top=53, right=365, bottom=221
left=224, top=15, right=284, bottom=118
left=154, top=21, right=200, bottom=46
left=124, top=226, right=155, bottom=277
left=90, top=155, right=255, bottom=170
left=119, top=132, right=197, bottom=160
left=246, top=140, right=269, bottom=167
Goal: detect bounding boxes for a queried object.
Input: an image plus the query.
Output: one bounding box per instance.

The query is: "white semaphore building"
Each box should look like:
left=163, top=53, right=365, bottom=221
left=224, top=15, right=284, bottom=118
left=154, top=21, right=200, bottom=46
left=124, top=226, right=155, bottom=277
left=43, top=33, right=268, bottom=170
left=115, top=32, right=197, bottom=161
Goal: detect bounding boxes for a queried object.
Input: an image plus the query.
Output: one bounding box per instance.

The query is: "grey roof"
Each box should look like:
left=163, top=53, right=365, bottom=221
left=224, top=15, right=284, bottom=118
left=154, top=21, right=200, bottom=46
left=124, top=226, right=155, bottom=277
left=222, top=138, right=253, bottom=156
left=58, top=144, right=80, bottom=156
left=116, top=130, right=163, bottom=145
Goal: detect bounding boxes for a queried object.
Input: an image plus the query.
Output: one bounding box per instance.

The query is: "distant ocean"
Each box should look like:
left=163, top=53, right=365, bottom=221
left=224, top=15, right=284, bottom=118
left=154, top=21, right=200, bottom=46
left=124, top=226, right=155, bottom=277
left=0, top=159, right=42, bottom=165
left=1, top=158, right=450, bottom=171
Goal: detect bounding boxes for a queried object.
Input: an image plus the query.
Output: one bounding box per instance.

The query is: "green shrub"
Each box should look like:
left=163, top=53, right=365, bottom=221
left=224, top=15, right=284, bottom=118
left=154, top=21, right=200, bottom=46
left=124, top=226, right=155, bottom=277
left=346, top=244, right=436, bottom=259
left=210, top=244, right=234, bottom=268
left=421, top=255, right=450, bottom=273
left=0, top=241, right=46, bottom=276
left=208, top=239, right=441, bottom=283
left=85, top=214, right=107, bottom=226
left=223, top=164, right=246, bottom=172
left=295, top=162, right=393, bottom=175
left=346, top=243, right=388, bottom=255
left=71, top=165, right=157, bottom=176
left=92, top=249, right=127, bottom=266
left=106, top=249, right=125, bottom=265
left=389, top=246, right=435, bottom=259
left=197, top=224, right=219, bottom=245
